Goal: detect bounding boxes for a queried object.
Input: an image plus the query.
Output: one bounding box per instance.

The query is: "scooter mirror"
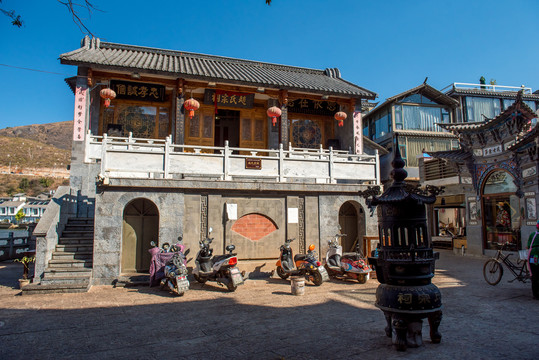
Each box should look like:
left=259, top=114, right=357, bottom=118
left=208, top=227, right=213, bottom=234
left=184, top=248, right=190, bottom=256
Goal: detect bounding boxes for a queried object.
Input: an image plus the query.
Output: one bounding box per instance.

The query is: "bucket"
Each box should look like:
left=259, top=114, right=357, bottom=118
left=290, top=276, right=305, bottom=296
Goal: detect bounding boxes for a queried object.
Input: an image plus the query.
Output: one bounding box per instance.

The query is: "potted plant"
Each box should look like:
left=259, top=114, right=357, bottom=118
left=14, top=255, right=35, bottom=288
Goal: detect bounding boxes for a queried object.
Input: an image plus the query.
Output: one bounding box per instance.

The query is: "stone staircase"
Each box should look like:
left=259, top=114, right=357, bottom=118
left=23, top=217, right=94, bottom=294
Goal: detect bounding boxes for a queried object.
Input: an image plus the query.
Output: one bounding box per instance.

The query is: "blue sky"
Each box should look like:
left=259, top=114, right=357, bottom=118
left=1, top=0, right=538, bottom=129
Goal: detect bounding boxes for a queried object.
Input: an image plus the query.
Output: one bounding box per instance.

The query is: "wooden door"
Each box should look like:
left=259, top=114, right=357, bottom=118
left=185, top=107, right=215, bottom=148
left=239, top=110, right=266, bottom=152
left=121, top=199, right=159, bottom=273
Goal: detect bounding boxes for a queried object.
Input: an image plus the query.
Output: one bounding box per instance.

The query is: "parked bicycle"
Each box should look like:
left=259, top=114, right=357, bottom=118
left=483, top=243, right=531, bottom=285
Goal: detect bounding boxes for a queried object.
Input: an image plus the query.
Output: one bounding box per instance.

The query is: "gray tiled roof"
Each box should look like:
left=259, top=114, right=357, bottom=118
left=363, top=82, right=459, bottom=120
left=60, top=37, right=376, bottom=99
left=446, top=87, right=539, bottom=100
left=425, top=149, right=473, bottom=163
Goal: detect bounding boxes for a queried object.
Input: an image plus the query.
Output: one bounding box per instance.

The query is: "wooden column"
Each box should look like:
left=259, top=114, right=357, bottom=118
left=175, top=78, right=185, bottom=145
left=280, top=90, right=289, bottom=149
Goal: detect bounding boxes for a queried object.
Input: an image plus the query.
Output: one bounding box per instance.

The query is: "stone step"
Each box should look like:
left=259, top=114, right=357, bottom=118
left=48, top=259, right=93, bottom=268
left=52, top=252, right=93, bottom=260
left=61, top=231, right=94, bottom=237
left=22, top=283, right=90, bottom=294
left=55, top=244, right=93, bottom=252
left=58, top=238, right=94, bottom=245
left=44, top=268, right=92, bottom=279
left=67, top=218, right=93, bottom=225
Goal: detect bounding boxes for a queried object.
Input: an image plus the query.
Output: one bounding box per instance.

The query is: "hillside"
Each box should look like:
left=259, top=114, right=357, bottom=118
left=0, top=121, right=73, bottom=150
left=0, top=136, right=70, bottom=170
left=0, top=122, right=72, bottom=197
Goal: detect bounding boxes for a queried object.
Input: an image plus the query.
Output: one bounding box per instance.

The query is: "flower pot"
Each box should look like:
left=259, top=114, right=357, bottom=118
left=18, top=279, right=30, bottom=289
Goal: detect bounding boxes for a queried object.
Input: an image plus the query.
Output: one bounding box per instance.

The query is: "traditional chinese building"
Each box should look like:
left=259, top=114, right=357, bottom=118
left=422, top=90, right=538, bottom=256
left=31, top=37, right=384, bottom=291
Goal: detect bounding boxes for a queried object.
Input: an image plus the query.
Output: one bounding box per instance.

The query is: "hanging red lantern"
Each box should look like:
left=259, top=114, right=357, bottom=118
left=100, top=88, right=116, bottom=108
left=267, top=106, right=282, bottom=126
left=184, top=98, right=200, bottom=119
left=334, top=111, right=347, bottom=127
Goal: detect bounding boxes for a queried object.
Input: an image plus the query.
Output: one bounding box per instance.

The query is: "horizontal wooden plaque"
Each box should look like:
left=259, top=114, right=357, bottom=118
left=245, top=158, right=262, bottom=170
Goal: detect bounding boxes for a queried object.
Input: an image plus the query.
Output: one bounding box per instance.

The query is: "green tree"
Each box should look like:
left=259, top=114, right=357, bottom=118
left=15, top=208, right=25, bottom=223
left=19, top=177, right=29, bottom=190
left=40, top=177, right=53, bottom=188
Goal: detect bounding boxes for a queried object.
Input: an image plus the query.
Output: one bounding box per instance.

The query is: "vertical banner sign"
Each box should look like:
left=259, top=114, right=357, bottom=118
left=73, top=85, right=88, bottom=141
left=353, top=111, right=363, bottom=154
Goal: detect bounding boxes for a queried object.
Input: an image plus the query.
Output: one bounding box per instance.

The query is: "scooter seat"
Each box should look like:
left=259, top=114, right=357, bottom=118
left=294, top=254, right=307, bottom=262
left=211, top=254, right=230, bottom=265
left=342, top=253, right=360, bottom=261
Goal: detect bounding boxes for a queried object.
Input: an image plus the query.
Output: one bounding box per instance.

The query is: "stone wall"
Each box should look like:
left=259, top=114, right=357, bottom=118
left=91, top=179, right=377, bottom=284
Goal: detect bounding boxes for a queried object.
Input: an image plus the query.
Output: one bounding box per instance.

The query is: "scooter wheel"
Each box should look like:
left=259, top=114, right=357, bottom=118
left=226, top=282, right=238, bottom=292
left=312, top=271, right=323, bottom=286
left=276, top=267, right=289, bottom=280
left=357, top=274, right=367, bottom=284
left=194, top=274, right=206, bottom=284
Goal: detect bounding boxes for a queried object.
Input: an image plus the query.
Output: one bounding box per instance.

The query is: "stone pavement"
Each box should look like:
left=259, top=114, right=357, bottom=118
left=0, top=250, right=537, bottom=360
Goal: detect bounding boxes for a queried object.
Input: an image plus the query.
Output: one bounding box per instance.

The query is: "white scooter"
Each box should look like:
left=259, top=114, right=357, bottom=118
left=325, top=233, right=372, bottom=284
left=193, top=227, right=244, bottom=292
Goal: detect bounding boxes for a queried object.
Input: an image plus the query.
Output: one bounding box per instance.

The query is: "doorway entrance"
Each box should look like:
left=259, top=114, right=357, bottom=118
left=338, top=201, right=366, bottom=253
left=214, top=109, right=240, bottom=148
left=121, top=198, right=159, bottom=273
left=481, top=170, right=520, bottom=251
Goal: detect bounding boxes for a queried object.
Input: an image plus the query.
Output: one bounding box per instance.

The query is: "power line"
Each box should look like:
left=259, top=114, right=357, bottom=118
left=0, top=63, right=73, bottom=76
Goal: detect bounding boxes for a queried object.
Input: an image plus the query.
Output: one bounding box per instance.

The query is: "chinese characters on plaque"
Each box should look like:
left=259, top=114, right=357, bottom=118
left=287, top=98, right=339, bottom=116
left=73, top=85, right=87, bottom=141
left=110, top=80, right=166, bottom=102
left=203, top=89, right=254, bottom=109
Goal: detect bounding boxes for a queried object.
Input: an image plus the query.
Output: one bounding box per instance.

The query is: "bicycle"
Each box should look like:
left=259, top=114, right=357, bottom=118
left=483, top=243, right=531, bottom=285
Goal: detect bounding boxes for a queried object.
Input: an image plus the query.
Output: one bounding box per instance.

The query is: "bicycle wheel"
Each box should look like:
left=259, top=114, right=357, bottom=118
left=483, top=259, right=503, bottom=285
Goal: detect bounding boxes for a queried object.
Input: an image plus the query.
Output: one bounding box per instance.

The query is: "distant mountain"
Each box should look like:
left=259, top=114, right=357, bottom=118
left=0, top=121, right=73, bottom=150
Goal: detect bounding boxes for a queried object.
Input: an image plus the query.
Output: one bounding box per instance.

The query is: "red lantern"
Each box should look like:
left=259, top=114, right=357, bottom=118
left=334, top=111, right=347, bottom=127
left=267, top=106, right=282, bottom=126
left=100, top=88, right=116, bottom=108
left=184, top=98, right=200, bottom=119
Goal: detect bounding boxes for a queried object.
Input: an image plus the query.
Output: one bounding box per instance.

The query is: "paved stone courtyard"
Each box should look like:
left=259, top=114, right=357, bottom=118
left=0, top=250, right=537, bottom=359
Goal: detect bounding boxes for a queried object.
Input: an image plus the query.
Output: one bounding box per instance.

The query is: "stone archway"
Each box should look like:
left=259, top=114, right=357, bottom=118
left=338, top=201, right=366, bottom=253
left=121, top=198, right=159, bottom=273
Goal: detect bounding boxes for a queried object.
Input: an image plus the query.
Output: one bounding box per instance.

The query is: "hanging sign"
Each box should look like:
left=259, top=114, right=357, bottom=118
left=110, top=80, right=166, bottom=102
left=204, top=89, right=254, bottom=109
left=287, top=98, right=339, bottom=116
left=73, top=85, right=87, bottom=141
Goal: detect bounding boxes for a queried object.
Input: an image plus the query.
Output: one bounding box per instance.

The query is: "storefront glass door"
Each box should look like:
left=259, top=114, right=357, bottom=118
left=482, top=170, right=520, bottom=251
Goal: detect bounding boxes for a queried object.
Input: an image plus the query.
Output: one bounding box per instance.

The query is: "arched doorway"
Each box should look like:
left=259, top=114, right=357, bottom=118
left=481, top=170, right=520, bottom=251
left=338, top=201, right=366, bottom=253
left=122, top=198, right=159, bottom=273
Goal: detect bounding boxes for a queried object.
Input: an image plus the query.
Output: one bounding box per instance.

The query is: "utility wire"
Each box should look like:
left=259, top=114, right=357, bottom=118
left=0, top=63, right=73, bottom=76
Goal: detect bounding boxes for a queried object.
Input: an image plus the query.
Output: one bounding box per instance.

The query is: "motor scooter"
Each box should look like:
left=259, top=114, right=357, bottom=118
left=192, top=227, right=244, bottom=292
left=149, top=238, right=191, bottom=296
left=275, top=238, right=329, bottom=286
left=325, top=233, right=372, bottom=284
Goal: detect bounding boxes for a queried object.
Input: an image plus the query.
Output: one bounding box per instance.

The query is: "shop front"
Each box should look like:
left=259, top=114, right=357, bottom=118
left=427, top=92, right=538, bottom=256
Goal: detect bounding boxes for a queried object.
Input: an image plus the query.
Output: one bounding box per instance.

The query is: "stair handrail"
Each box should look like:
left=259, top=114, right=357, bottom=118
left=33, top=186, right=78, bottom=283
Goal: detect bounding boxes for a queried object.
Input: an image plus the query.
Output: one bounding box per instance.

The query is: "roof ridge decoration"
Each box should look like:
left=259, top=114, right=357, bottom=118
left=324, top=68, right=341, bottom=78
